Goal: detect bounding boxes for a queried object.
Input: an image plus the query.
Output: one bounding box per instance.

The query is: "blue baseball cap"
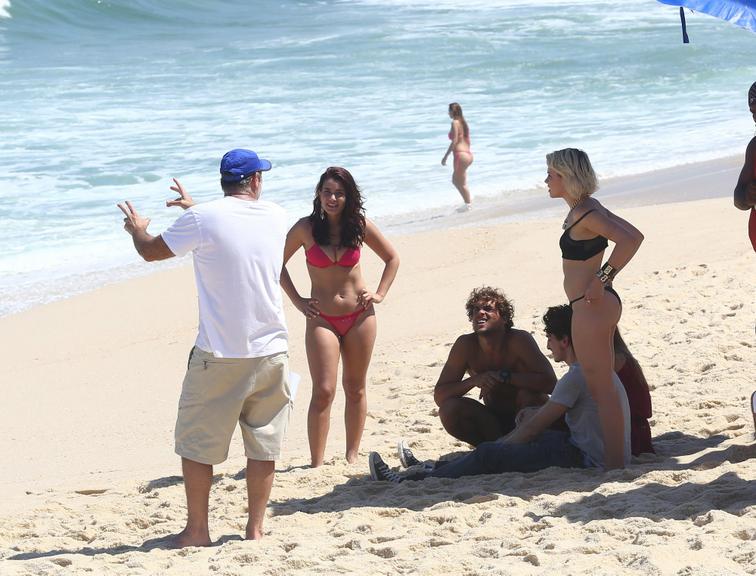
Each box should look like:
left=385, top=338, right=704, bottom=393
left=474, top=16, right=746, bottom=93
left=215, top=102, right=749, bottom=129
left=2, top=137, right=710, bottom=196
left=220, top=149, right=272, bottom=182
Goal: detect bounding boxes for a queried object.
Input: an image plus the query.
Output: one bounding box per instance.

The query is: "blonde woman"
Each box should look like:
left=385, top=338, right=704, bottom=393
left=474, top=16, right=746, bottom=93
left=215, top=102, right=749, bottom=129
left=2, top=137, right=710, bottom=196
left=545, top=148, right=643, bottom=469
left=442, top=102, right=473, bottom=207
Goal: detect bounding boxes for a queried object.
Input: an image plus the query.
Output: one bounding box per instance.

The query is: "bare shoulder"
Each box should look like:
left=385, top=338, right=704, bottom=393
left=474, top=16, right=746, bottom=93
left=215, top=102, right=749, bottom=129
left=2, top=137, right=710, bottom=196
left=364, top=217, right=379, bottom=235
left=455, top=332, right=477, bottom=349
left=565, top=197, right=605, bottom=227
left=574, top=198, right=615, bottom=230
left=575, top=197, right=606, bottom=218
left=447, top=332, right=478, bottom=360
left=290, top=216, right=312, bottom=235
left=506, top=328, right=538, bottom=348
left=285, top=218, right=314, bottom=249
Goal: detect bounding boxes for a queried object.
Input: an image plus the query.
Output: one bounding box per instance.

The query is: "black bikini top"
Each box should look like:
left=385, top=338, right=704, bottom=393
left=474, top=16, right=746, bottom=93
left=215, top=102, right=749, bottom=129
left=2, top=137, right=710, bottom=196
left=560, top=209, right=608, bottom=261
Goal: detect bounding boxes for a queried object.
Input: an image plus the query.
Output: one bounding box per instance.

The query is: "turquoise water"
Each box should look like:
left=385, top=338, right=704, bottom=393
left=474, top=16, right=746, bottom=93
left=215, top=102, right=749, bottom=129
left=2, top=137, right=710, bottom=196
left=0, top=0, right=754, bottom=315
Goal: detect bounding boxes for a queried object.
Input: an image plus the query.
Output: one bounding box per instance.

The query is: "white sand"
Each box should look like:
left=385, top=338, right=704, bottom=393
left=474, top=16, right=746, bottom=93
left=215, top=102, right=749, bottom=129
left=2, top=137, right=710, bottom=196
left=0, top=159, right=754, bottom=575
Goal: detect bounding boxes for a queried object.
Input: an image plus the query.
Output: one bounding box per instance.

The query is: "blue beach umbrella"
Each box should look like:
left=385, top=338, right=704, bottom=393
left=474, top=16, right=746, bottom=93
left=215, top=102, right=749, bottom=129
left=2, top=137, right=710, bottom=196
left=657, top=0, right=756, bottom=42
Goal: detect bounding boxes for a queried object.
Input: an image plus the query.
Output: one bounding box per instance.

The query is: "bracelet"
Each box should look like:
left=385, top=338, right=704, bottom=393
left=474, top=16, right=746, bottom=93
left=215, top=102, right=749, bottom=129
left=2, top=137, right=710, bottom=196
left=596, top=262, right=617, bottom=284
left=498, top=369, right=512, bottom=386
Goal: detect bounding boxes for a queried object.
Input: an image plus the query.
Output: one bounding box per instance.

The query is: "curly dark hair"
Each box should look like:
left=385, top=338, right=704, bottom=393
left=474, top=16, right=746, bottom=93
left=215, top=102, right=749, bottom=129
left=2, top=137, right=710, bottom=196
left=309, top=166, right=366, bottom=248
left=465, top=286, right=514, bottom=330
left=542, top=305, right=572, bottom=341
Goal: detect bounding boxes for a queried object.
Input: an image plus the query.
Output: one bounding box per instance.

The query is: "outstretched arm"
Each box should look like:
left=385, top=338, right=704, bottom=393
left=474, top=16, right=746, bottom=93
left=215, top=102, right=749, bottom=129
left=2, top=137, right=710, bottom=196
left=358, top=219, right=400, bottom=308
left=117, top=201, right=174, bottom=262
left=734, top=137, right=756, bottom=210
left=501, top=401, right=567, bottom=444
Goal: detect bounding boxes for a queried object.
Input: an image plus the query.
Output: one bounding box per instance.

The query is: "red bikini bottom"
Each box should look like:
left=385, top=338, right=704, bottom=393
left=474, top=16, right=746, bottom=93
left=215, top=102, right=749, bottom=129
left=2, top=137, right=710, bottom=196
left=318, top=309, right=366, bottom=337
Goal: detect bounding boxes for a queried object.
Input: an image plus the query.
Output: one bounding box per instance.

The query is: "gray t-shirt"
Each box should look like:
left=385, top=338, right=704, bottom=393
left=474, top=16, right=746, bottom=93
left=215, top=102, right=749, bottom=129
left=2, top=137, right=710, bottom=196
left=549, top=363, right=631, bottom=468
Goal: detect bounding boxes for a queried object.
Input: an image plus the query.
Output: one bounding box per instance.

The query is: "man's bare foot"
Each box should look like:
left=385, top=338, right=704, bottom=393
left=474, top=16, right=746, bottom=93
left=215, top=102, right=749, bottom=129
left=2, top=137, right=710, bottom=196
left=164, top=528, right=212, bottom=548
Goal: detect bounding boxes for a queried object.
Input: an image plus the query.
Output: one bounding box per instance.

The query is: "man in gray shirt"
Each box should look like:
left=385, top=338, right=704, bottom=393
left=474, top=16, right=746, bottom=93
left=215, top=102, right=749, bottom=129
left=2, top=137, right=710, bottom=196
left=369, top=304, right=630, bottom=482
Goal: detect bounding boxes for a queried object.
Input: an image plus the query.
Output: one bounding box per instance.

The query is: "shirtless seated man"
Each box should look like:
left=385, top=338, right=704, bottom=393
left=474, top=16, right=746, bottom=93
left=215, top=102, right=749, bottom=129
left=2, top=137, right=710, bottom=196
left=434, top=286, right=557, bottom=446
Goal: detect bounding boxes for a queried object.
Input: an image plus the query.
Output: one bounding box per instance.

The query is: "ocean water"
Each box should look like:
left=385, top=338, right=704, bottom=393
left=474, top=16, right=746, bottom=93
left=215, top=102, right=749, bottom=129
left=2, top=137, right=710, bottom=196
left=1, top=0, right=754, bottom=316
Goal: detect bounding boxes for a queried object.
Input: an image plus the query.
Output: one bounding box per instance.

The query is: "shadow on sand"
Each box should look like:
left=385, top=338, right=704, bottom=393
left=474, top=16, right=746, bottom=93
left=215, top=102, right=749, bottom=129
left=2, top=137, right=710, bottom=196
left=9, top=432, right=751, bottom=562
left=267, top=432, right=752, bottom=518
left=8, top=534, right=244, bottom=561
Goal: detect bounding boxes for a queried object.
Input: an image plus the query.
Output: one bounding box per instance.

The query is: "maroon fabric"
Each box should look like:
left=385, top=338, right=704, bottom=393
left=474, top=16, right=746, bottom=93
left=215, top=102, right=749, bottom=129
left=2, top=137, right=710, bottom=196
left=749, top=207, right=756, bottom=252
left=616, top=360, right=655, bottom=455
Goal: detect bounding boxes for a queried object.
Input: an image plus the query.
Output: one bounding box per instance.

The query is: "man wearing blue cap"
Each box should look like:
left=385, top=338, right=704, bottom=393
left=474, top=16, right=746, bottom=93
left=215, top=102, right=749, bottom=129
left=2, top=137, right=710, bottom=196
left=118, top=149, right=291, bottom=546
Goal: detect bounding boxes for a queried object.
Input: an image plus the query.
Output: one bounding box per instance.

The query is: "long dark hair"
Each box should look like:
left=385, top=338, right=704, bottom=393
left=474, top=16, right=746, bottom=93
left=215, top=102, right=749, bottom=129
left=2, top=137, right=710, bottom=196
left=309, top=166, right=366, bottom=248
left=448, top=102, right=469, bottom=139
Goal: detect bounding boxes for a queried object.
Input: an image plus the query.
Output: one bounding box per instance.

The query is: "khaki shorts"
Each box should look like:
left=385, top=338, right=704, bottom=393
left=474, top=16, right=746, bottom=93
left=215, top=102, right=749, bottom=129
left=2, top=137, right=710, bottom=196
left=175, top=347, right=292, bottom=465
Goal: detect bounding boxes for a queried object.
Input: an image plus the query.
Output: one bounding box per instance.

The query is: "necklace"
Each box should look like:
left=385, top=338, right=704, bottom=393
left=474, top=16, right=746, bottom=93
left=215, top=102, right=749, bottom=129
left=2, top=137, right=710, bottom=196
left=562, top=197, right=586, bottom=230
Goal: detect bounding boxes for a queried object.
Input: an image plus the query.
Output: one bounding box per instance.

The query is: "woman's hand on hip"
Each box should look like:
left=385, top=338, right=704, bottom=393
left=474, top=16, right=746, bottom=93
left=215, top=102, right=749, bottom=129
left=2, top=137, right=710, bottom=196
left=583, top=276, right=605, bottom=305
left=358, top=290, right=383, bottom=308
left=298, top=297, right=320, bottom=319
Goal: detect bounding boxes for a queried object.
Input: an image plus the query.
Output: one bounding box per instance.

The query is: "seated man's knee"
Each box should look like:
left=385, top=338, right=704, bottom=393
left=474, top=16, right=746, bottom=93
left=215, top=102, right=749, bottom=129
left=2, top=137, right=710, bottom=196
left=438, top=398, right=467, bottom=429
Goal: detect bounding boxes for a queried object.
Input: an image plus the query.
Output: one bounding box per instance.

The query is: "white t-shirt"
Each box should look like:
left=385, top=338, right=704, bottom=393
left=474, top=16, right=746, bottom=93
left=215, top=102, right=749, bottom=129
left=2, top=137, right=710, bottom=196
left=549, top=363, right=631, bottom=468
left=162, top=196, right=288, bottom=358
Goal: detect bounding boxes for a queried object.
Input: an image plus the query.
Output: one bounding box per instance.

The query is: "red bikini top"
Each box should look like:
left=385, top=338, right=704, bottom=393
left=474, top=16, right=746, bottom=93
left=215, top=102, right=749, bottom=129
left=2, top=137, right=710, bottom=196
left=305, top=243, right=361, bottom=268
left=449, top=129, right=470, bottom=143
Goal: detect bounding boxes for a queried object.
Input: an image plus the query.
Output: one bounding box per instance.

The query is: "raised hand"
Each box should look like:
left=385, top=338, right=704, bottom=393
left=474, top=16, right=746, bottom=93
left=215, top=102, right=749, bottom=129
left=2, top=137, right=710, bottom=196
left=117, top=201, right=151, bottom=236
left=166, top=178, right=195, bottom=210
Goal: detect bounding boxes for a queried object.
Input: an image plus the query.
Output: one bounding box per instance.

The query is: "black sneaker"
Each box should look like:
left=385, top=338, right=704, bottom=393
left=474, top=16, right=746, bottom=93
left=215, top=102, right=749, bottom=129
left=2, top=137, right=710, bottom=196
left=369, top=452, right=403, bottom=483
left=396, top=439, right=421, bottom=468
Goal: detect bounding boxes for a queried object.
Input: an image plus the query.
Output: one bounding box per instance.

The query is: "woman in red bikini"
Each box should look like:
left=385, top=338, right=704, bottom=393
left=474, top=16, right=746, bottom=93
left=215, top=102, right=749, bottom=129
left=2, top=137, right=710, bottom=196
left=733, top=80, right=756, bottom=252
left=441, top=102, right=473, bottom=208
left=546, top=148, right=644, bottom=469
left=282, top=167, right=400, bottom=467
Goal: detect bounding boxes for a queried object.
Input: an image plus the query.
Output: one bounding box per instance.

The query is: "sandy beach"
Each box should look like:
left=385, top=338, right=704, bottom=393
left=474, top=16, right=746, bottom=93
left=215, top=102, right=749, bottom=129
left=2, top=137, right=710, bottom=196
left=0, top=158, right=754, bottom=575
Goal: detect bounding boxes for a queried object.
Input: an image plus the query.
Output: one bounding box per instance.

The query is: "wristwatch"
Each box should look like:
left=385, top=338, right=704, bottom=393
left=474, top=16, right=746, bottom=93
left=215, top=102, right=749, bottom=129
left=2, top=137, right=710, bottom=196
left=498, top=368, right=512, bottom=386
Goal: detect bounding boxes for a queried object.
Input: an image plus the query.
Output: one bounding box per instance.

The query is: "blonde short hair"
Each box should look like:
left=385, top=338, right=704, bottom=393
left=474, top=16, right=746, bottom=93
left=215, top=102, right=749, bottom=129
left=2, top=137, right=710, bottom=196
left=546, top=148, right=598, bottom=201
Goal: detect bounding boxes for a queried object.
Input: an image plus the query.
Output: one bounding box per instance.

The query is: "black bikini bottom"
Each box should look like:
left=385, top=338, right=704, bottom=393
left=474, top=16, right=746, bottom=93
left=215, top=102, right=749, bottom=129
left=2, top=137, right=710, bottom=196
left=569, top=285, right=621, bottom=307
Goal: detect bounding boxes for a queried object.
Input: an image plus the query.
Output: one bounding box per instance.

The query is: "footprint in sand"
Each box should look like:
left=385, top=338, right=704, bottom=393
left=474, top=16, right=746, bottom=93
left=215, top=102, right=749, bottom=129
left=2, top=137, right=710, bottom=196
left=367, top=546, right=397, bottom=558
